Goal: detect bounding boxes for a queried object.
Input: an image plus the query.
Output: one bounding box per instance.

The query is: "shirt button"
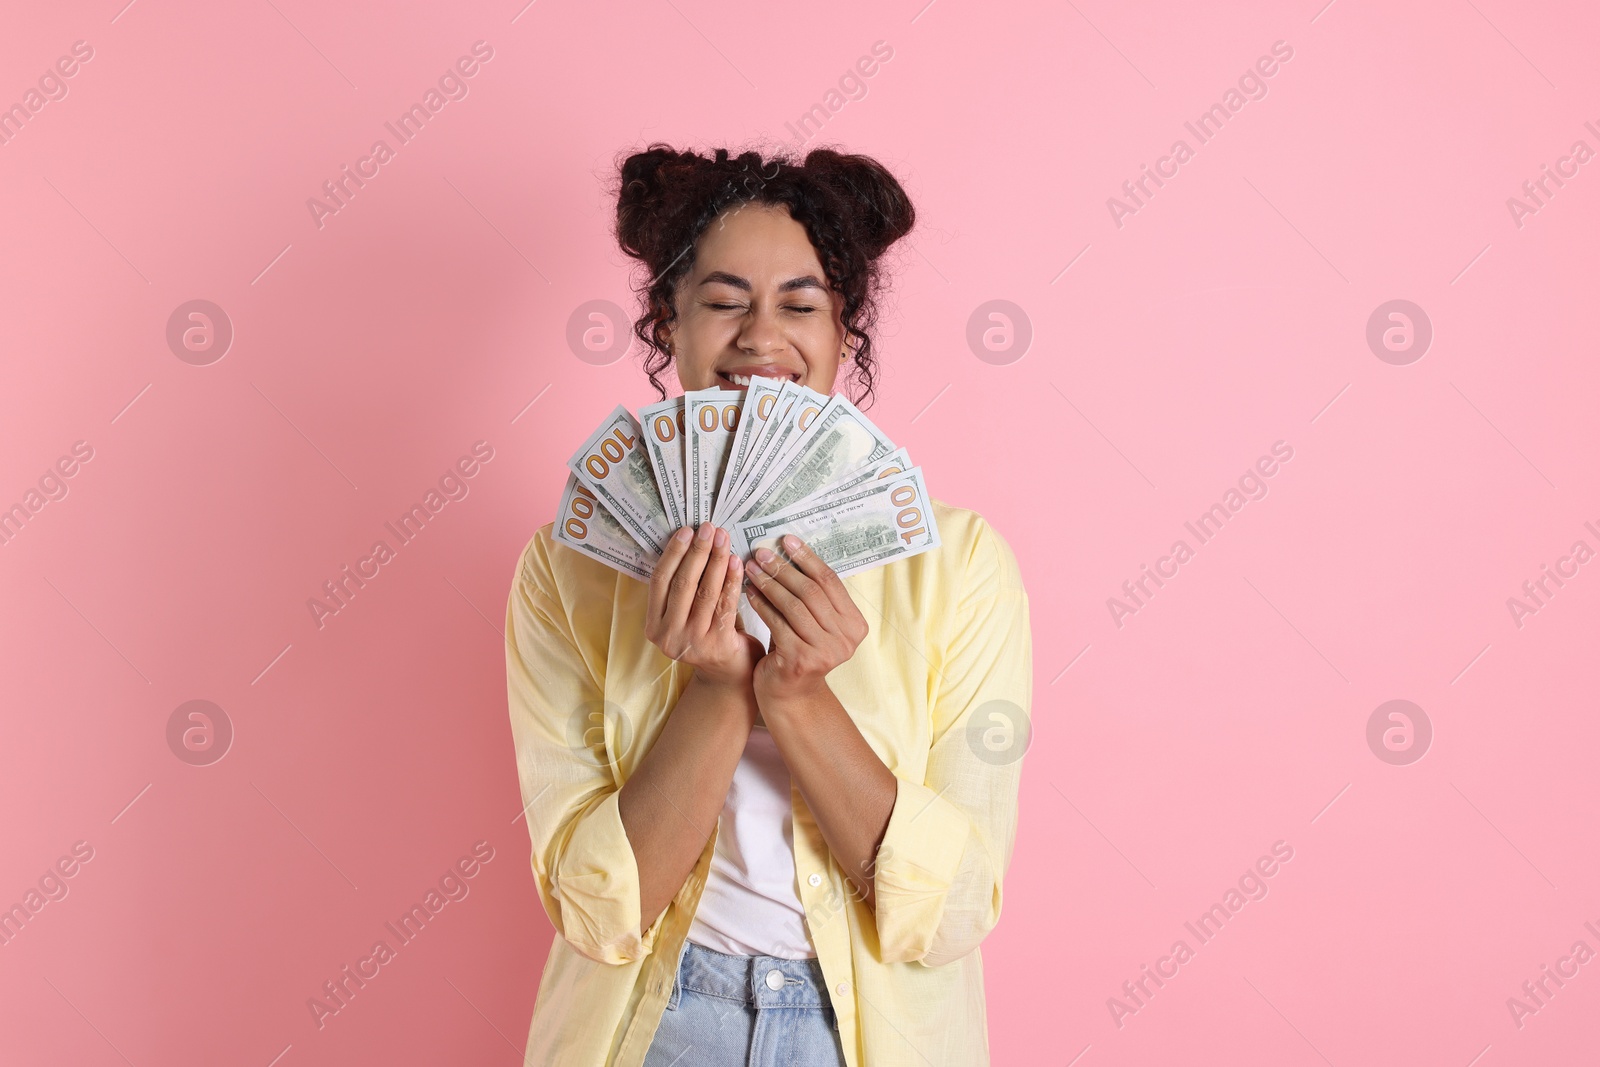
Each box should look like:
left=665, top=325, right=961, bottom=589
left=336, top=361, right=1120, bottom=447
left=808, top=873, right=823, bottom=887
left=836, top=981, right=850, bottom=996
left=765, top=969, right=786, bottom=991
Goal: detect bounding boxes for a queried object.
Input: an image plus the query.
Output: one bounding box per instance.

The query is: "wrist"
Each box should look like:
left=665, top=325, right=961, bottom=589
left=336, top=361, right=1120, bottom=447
left=754, top=674, right=831, bottom=710
left=691, top=666, right=758, bottom=702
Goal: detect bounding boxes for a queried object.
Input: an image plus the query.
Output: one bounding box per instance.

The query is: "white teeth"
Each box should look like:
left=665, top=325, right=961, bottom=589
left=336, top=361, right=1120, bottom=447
left=723, top=371, right=796, bottom=386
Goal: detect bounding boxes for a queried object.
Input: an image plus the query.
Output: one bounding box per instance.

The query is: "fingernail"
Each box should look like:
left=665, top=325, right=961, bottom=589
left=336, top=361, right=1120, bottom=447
left=675, top=528, right=694, bottom=543
left=729, top=554, right=743, bottom=570
left=714, top=528, right=729, bottom=548
left=782, top=534, right=801, bottom=551
left=696, top=523, right=713, bottom=542
left=754, top=548, right=775, bottom=566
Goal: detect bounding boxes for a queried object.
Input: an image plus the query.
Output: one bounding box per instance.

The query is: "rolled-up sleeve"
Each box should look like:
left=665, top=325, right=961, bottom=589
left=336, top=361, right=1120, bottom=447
left=505, top=532, right=666, bottom=965
left=873, top=516, right=1032, bottom=966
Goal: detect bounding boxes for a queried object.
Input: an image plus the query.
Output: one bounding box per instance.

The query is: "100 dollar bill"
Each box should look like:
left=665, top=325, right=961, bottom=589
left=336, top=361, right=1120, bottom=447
left=566, top=405, right=673, bottom=553
left=686, top=387, right=741, bottom=528
left=728, top=394, right=895, bottom=526
left=733, top=466, right=940, bottom=579
left=719, top=381, right=827, bottom=524
left=639, top=395, right=688, bottom=532
left=785, top=446, right=912, bottom=513
left=722, top=379, right=802, bottom=510
left=551, top=473, right=657, bottom=581
left=711, top=376, right=787, bottom=526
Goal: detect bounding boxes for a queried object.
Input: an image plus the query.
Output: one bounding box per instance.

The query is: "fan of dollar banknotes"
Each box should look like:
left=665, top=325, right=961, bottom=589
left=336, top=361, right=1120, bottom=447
left=553, top=377, right=940, bottom=644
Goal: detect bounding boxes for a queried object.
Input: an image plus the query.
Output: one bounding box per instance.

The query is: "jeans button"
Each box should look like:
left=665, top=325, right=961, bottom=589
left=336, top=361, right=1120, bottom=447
left=765, top=968, right=785, bottom=991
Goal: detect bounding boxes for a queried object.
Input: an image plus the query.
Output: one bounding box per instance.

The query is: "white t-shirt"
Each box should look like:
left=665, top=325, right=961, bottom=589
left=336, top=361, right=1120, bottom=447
left=686, top=720, right=816, bottom=959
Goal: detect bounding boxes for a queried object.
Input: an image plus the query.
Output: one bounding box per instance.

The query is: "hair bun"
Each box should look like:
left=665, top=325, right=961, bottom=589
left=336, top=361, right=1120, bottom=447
left=616, top=144, right=708, bottom=259
left=802, top=148, right=915, bottom=259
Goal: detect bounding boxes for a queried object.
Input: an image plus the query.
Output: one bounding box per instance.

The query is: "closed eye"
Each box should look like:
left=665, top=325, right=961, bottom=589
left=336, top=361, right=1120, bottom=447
left=704, top=302, right=818, bottom=313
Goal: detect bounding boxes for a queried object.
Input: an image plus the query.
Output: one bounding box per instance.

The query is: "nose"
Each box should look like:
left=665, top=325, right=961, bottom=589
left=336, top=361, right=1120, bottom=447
left=735, top=301, right=785, bottom=357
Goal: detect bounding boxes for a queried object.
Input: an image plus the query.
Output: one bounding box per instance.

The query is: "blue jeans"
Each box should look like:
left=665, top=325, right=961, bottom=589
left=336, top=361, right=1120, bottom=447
left=642, top=940, right=848, bottom=1066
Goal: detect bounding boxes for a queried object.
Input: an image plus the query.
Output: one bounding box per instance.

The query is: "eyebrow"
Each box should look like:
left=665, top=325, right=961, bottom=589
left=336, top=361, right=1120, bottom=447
left=697, top=271, right=827, bottom=293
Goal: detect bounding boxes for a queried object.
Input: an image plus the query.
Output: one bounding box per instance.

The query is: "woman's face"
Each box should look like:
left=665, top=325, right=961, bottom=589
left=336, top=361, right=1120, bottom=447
left=665, top=202, right=847, bottom=396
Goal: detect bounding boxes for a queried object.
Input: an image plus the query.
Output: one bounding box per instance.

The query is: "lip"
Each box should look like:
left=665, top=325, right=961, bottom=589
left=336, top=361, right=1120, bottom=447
left=715, top=366, right=802, bottom=389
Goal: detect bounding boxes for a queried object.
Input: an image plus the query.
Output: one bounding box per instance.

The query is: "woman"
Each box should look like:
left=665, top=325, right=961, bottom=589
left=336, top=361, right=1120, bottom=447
left=505, top=144, right=1032, bottom=1066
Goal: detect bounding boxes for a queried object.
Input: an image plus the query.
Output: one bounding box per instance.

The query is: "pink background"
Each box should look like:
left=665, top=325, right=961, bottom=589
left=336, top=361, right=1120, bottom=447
left=2, top=0, right=1597, bottom=1063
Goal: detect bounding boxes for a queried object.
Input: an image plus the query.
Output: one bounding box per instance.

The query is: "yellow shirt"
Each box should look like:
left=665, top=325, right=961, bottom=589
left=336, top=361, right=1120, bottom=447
left=504, top=500, right=1032, bottom=1066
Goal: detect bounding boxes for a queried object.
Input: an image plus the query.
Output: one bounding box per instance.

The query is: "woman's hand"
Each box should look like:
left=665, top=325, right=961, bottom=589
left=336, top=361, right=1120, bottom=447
left=743, top=534, right=868, bottom=698
left=645, top=523, right=761, bottom=688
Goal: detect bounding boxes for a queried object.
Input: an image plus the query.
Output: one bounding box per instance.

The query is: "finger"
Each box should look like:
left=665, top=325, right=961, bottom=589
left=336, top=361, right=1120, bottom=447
left=684, top=528, right=732, bottom=636
left=712, top=550, right=744, bottom=631
left=777, top=535, right=854, bottom=616
left=748, top=547, right=823, bottom=642
left=761, top=541, right=837, bottom=629
left=744, top=578, right=800, bottom=651
left=663, top=523, right=717, bottom=634
left=647, top=527, right=696, bottom=628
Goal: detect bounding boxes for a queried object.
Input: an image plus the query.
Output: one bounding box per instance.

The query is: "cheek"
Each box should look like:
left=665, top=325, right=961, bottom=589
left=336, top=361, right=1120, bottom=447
left=671, top=314, right=723, bottom=380
left=673, top=351, right=712, bottom=389
left=796, top=308, right=843, bottom=348
left=818, top=316, right=850, bottom=376
left=800, top=348, right=844, bottom=392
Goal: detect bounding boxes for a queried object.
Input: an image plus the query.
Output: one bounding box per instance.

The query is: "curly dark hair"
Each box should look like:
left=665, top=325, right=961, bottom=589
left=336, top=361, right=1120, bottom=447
left=612, top=143, right=915, bottom=410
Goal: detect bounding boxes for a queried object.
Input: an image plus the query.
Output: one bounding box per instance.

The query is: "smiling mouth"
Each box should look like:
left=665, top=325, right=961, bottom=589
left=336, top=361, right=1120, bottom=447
left=717, top=369, right=801, bottom=389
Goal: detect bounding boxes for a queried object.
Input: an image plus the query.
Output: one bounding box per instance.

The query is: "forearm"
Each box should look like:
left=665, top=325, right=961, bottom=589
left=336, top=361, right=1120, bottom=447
left=760, top=680, right=897, bottom=909
left=617, top=670, right=757, bottom=930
